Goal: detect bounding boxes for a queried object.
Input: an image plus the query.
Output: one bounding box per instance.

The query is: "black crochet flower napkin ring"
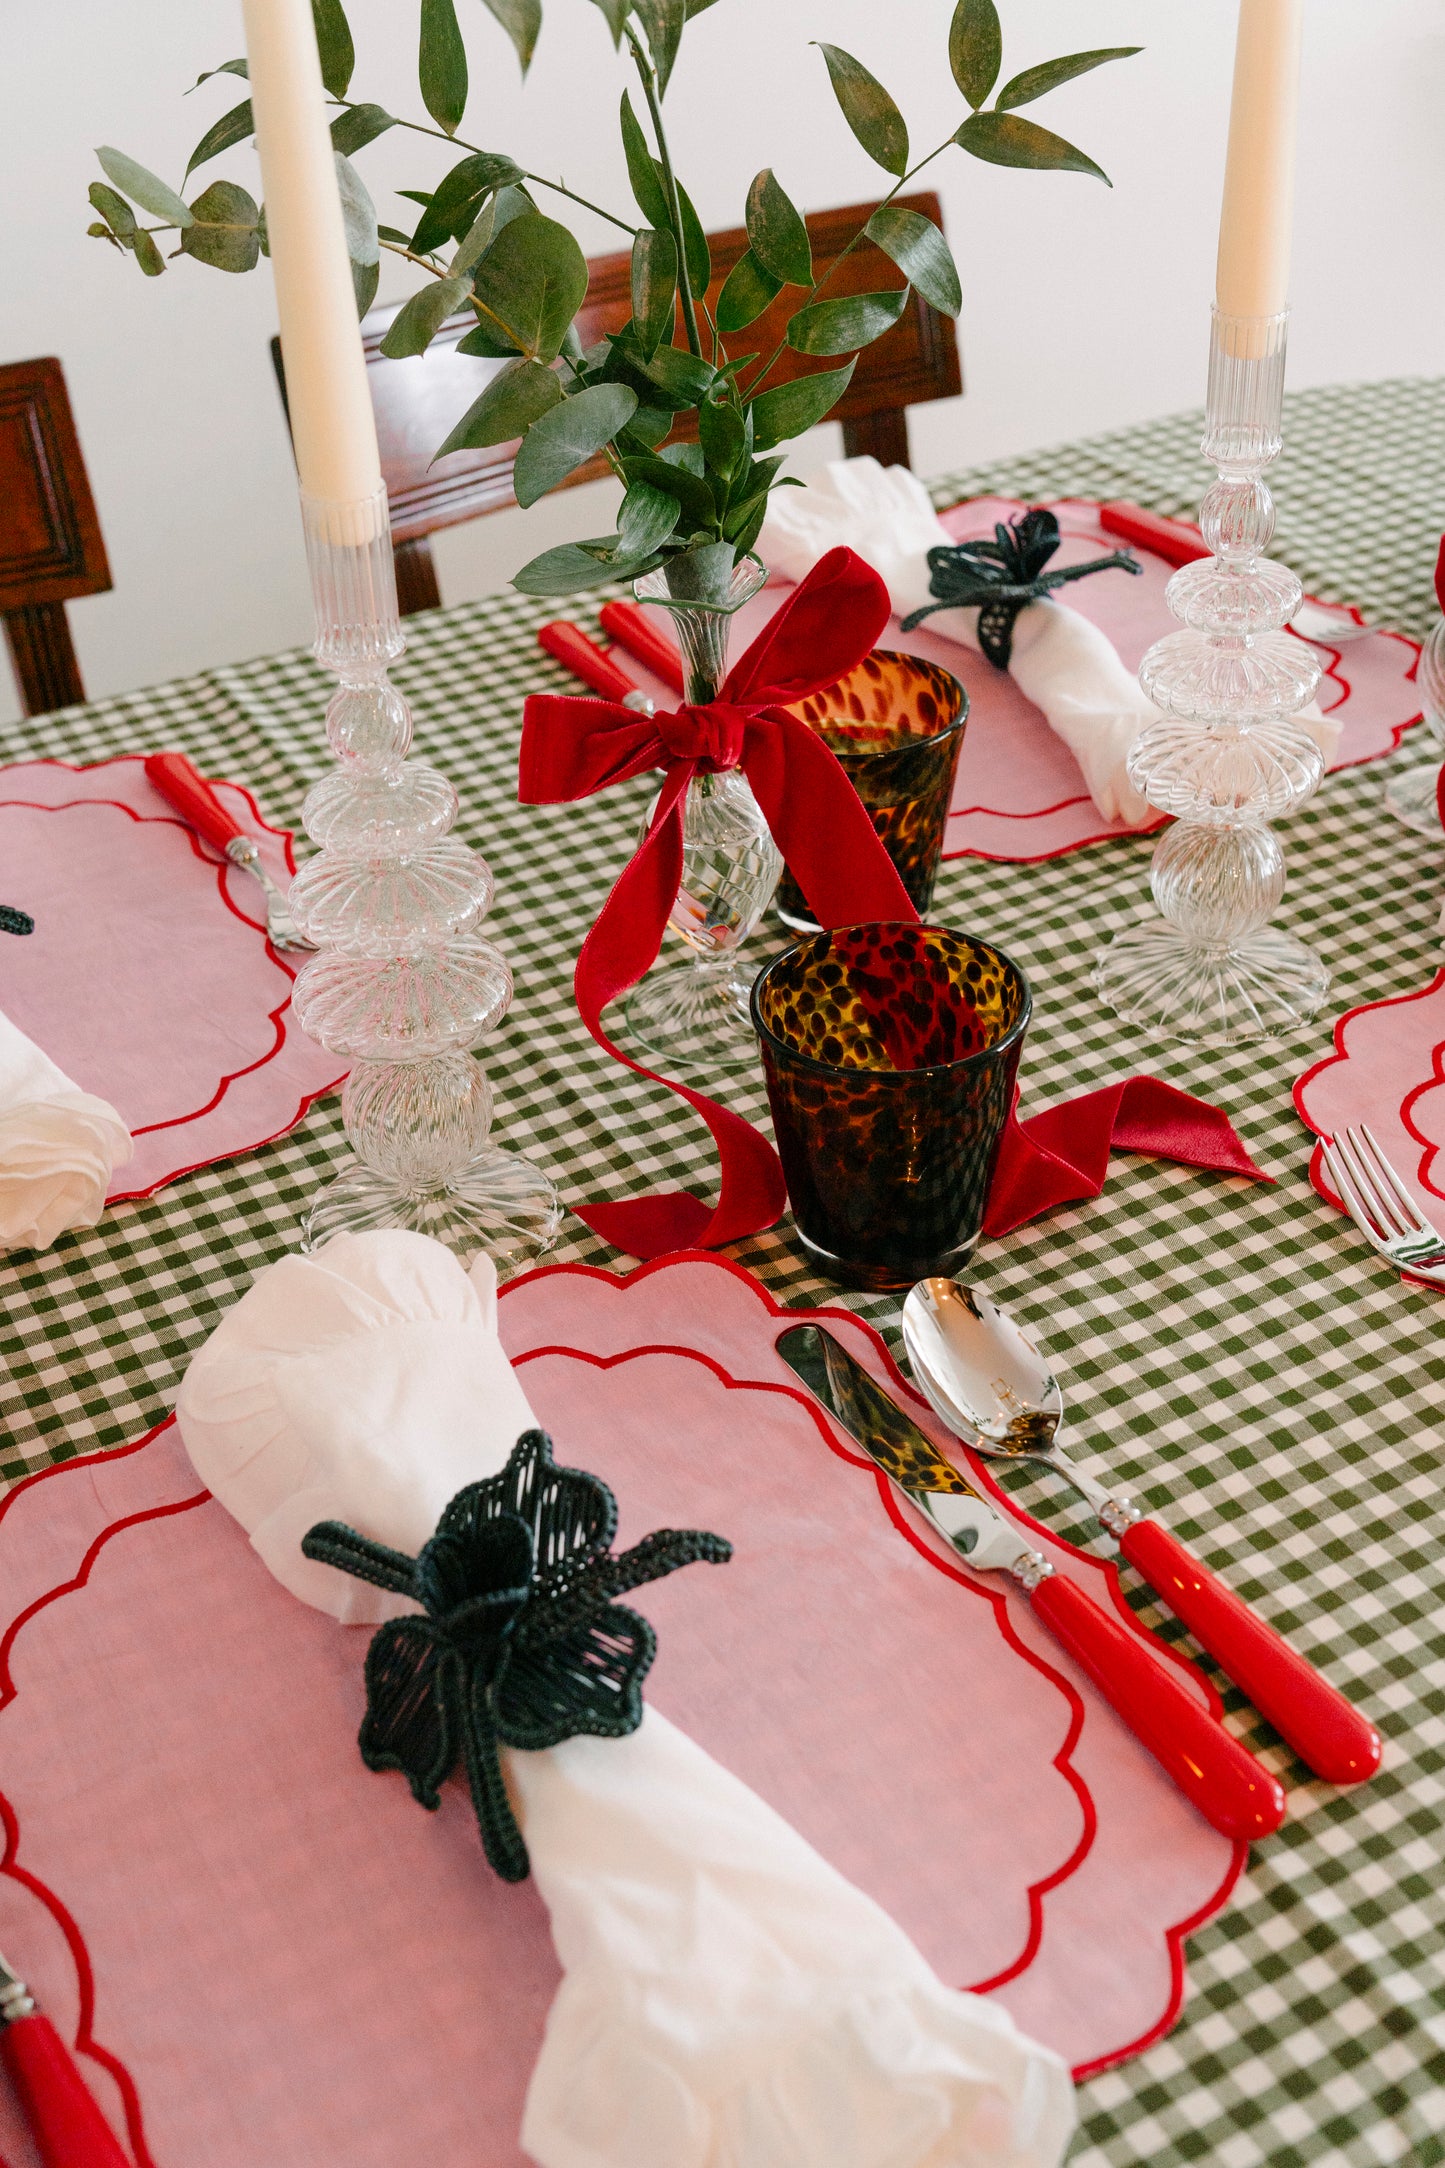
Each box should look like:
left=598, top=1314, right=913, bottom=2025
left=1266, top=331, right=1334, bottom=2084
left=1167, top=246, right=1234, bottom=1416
left=900, top=506, right=1141, bottom=670
left=302, top=1428, right=731, bottom=1882
left=0, top=907, right=34, bottom=936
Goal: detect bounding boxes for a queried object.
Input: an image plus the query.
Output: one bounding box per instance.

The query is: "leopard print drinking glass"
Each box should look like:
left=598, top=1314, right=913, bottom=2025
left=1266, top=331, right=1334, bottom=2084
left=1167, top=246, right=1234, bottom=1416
left=775, top=651, right=967, bottom=933
left=752, top=923, right=1030, bottom=1292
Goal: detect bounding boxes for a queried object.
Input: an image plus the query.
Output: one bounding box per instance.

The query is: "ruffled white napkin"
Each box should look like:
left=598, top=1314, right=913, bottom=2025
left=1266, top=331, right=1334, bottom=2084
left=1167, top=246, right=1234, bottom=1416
left=0, top=1010, right=130, bottom=1252
left=759, top=458, right=1337, bottom=824
left=176, top=1230, right=1075, bottom=2168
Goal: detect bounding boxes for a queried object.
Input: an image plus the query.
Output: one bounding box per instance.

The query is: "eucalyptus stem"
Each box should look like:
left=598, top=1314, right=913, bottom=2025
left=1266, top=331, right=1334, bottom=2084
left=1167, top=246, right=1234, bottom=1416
left=379, top=236, right=449, bottom=276
left=740, top=136, right=953, bottom=402
left=329, top=99, right=639, bottom=237
left=523, top=170, right=638, bottom=239
left=378, top=235, right=529, bottom=352
left=624, top=31, right=702, bottom=359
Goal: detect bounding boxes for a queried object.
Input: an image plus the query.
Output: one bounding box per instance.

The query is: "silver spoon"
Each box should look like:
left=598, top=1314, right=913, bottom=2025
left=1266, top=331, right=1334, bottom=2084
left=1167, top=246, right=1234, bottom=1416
left=900, top=1276, right=1379, bottom=1787
left=901, top=1279, right=1132, bottom=1527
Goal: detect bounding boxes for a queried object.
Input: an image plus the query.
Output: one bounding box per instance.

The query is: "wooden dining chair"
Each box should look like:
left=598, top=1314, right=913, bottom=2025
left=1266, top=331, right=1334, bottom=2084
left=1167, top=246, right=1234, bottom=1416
left=0, top=358, right=112, bottom=715
left=274, top=191, right=961, bottom=616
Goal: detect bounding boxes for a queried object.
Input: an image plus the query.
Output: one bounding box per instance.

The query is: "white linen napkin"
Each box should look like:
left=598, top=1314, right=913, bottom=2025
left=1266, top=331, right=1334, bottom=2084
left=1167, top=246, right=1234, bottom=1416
left=759, top=458, right=1337, bottom=825
left=0, top=1009, right=130, bottom=1252
left=176, top=1229, right=1075, bottom=2168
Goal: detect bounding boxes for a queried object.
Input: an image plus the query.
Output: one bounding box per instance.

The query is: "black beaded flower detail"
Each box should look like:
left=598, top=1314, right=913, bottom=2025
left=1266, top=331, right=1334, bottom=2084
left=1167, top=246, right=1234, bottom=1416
left=900, top=507, right=1140, bottom=670
left=301, top=1428, right=731, bottom=1882
left=0, top=907, right=34, bottom=936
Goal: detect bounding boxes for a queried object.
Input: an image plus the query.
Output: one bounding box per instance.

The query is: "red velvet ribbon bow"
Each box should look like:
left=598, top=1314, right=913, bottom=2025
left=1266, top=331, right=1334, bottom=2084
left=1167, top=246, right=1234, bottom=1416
left=519, top=548, right=917, bottom=1258
left=520, top=546, right=1273, bottom=1257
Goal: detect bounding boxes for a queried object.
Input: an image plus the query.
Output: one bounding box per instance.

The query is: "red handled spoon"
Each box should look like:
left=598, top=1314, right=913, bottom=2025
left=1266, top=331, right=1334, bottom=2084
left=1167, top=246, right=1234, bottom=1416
left=901, top=1278, right=1382, bottom=1788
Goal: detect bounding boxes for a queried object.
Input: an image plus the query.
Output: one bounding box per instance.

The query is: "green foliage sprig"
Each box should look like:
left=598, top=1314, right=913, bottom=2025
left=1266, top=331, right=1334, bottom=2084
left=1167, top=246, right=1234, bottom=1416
left=86, top=0, right=1139, bottom=596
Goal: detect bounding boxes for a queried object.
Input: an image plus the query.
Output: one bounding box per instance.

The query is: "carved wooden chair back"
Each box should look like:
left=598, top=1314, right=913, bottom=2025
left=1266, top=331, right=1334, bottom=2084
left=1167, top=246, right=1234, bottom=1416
left=0, top=359, right=112, bottom=716
left=273, top=192, right=961, bottom=616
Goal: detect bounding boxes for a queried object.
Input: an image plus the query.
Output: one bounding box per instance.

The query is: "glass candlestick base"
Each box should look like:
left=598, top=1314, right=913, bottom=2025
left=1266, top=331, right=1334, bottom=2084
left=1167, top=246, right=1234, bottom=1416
left=1384, top=760, right=1445, bottom=836
left=623, top=952, right=759, bottom=1071
left=1097, top=917, right=1330, bottom=1041
left=290, top=486, right=559, bottom=1268
left=1097, top=779, right=1329, bottom=1041
left=305, top=1146, right=562, bottom=1267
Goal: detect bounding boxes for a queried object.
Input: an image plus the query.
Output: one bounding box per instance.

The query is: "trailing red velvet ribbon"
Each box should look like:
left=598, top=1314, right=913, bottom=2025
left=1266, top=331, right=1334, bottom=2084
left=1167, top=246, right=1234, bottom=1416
left=519, top=548, right=916, bottom=1257
left=986, top=1077, right=1272, bottom=1238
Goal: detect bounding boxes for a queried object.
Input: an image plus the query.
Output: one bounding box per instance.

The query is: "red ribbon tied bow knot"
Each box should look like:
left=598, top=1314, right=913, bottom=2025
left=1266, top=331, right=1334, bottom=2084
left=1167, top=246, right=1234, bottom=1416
left=654, top=703, right=751, bottom=771
left=519, top=547, right=917, bottom=1259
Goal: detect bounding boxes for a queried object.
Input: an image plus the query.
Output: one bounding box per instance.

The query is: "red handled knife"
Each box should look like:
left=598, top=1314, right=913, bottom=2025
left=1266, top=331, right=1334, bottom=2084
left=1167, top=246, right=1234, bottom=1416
left=536, top=621, right=654, bottom=711
left=776, top=1323, right=1287, bottom=1844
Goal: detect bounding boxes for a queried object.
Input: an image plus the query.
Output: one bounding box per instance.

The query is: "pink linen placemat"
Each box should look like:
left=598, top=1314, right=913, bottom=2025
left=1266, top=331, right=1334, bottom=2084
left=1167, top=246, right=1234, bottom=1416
left=1295, top=969, right=1445, bottom=1222
left=0, top=1255, right=1246, bottom=2167
left=616, top=498, right=1421, bottom=863
left=0, top=757, right=344, bottom=1202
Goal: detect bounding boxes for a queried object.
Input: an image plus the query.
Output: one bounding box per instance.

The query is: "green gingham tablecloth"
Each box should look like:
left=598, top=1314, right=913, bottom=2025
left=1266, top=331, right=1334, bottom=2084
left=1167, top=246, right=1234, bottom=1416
left=4, top=378, right=1444, bottom=2168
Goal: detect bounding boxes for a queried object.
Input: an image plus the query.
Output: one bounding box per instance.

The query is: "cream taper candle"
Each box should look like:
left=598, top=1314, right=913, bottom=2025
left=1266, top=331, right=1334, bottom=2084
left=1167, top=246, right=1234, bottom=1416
left=1215, top=0, right=1303, bottom=319
left=241, top=0, right=382, bottom=506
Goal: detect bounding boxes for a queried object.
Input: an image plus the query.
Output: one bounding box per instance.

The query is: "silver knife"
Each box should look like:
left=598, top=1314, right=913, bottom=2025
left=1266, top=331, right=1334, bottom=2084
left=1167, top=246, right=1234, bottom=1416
left=776, top=1322, right=1054, bottom=1585
left=775, top=1322, right=1287, bottom=1841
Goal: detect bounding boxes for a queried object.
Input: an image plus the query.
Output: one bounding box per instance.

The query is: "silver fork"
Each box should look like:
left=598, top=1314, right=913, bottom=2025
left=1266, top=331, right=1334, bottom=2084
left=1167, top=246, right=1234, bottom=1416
left=223, top=835, right=314, bottom=952
left=1320, top=1123, right=1445, bottom=1279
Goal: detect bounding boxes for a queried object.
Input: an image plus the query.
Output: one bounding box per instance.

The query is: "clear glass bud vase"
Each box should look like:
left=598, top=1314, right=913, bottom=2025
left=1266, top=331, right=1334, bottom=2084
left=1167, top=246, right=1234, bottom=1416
left=623, top=548, right=783, bottom=1071
left=288, top=486, right=560, bottom=1265
left=1096, top=310, right=1330, bottom=1042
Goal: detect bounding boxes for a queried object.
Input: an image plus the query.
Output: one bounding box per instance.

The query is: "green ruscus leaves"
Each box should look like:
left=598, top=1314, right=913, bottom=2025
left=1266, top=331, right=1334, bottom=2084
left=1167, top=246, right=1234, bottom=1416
left=814, top=44, right=908, bottom=177
left=865, top=206, right=961, bottom=315
left=946, top=0, right=1139, bottom=185
left=955, top=111, right=1111, bottom=184
left=745, top=169, right=811, bottom=288
left=995, top=47, right=1142, bottom=111
left=949, top=0, right=1002, bottom=109
left=786, top=291, right=905, bottom=357
left=482, top=0, right=542, bottom=73
left=419, top=0, right=469, bottom=134
left=631, top=225, right=678, bottom=356
left=312, top=0, right=356, bottom=98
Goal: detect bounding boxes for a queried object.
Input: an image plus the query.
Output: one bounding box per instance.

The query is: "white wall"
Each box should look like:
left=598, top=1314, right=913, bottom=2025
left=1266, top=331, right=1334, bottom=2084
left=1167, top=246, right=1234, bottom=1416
left=2, top=0, right=1442, bottom=725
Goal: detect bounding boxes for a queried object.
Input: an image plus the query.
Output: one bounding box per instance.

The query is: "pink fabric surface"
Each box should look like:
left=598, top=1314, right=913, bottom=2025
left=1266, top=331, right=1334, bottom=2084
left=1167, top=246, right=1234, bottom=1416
left=0, top=1256, right=1244, bottom=2167
left=1294, top=967, right=1445, bottom=1219
left=0, top=758, right=344, bottom=1201
left=611, top=497, right=1422, bottom=862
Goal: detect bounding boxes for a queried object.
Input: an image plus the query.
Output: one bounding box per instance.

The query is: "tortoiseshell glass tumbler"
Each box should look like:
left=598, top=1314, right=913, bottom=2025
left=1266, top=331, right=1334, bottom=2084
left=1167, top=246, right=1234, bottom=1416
left=752, top=923, right=1030, bottom=1292
left=775, top=651, right=967, bottom=933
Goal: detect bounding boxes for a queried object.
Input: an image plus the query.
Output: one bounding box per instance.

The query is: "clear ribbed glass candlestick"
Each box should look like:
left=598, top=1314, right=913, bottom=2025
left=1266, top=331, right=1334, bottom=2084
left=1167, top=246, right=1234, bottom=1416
left=287, top=485, right=560, bottom=1264
left=1096, top=309, right=1329, bottom=1042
